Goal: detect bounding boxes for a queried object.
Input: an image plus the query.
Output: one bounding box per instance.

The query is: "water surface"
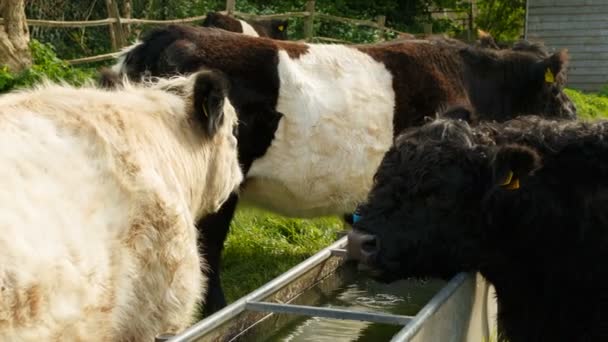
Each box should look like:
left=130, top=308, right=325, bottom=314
left=259, top=268, right=444, bottom=342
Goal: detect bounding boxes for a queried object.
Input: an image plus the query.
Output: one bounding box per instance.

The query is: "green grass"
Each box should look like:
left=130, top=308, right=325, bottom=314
left=221, top=205, right=344, bottom=303
left=565, top=88, right=608, bottom=120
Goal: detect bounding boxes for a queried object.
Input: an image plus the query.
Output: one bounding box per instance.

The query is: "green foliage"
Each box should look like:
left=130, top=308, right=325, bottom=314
left=475, top=0, right=526, bottom=42
left=222, top=206, right=343, bottom=303
left=27, top=1, right=113, bottom=59
left=0, top=40, right=95, bottom=94
left=565, top=88, right=608, bottom=121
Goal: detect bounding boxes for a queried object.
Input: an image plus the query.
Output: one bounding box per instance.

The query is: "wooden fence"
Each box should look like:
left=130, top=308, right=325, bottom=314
left=0, top=0, right=464, bottom=65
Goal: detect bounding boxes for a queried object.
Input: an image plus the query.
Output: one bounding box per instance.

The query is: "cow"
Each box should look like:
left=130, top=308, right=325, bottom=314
left=111, top=24, right=577, bottom=315
left=0, top=70, right=242, bottom=341
left=348, top=114, right=608, bottom=342
left=202, top=11, right=288, bottom=40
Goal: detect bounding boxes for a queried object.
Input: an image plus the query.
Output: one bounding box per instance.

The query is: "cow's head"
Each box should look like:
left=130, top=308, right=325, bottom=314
left=463, top=43, right=576, bottom=121
left=250, top=19, right=289, bottom=40
left=347, top=118, right=548, bottom=282
left=202, top=11, right=288, bottom=40
left=98, top=67, right=233, bottom=139
left=526, top=49, right=576, bottom=119
left=202, top=12, right=244, bottom=35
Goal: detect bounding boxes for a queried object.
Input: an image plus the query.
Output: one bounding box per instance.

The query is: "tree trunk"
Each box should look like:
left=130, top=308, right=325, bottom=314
left=0, top=0, right=31, bottom=73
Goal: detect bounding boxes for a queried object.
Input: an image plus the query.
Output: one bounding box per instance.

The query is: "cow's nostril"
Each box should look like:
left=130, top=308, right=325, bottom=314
left=347, top=230, right=379, bottom=264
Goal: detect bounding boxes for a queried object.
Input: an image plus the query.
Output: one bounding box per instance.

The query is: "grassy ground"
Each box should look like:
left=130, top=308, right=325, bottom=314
left=221, top=205, right=344, bottom=302
left=219, top=88, right=608, bottom=305
left=565, top=88, right=608, bottom=120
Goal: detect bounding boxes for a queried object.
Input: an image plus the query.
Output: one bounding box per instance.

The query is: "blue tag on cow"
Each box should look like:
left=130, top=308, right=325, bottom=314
left=352, top=213, right=361, bottom=223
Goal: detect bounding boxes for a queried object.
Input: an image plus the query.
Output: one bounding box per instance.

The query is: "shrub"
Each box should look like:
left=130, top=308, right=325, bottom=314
left=0, top=39, right=95, bottom=94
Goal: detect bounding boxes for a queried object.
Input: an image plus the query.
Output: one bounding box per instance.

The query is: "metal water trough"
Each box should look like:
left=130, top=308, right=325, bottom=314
left=161, top=236, right=497, bottom=342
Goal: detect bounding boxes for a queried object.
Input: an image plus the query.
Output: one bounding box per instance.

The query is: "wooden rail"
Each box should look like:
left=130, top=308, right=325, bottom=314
left=233, top=11, right=311, bottom=20
left=68, top=52, right=122, bottom=65
left=0, top=15, right=211, bottom=27
left=121, top=15, right=209, bottom=24
left=0, top=18, right=115, bottom=28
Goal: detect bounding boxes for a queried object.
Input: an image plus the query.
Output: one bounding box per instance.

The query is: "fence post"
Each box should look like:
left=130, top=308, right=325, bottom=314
left=303, top=0, right=315, bottom=41
left=423, top=22, right=433, bottom=35
left=375, top=15, right=386, bottom=40
left=225, top=0, right=236, bottom=15
left=122, top=0, right=132, bottom=38
left=105, top=0, right=117, bottom=50
left=467, top=1, right=474, bottom=42
left=105, top=0, right=125, bottom=49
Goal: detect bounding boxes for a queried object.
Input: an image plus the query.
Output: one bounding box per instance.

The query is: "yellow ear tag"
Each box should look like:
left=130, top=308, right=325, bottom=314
left=499, top=170, right=513, bottom=186
left=499, top=170, right=520, bottom=190
left=544, top=68, right=555, bottom=84
left=505, top=178, right=520, bottom=190
left=278, top=25, right=285, bottom=31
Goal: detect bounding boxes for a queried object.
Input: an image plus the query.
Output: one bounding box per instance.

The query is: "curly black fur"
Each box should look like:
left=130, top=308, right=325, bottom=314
left=351, top=116, right=608, bottom=342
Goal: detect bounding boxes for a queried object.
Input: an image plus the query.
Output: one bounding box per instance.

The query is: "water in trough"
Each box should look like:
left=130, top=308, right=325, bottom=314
left=251, top=266, right=445, bottom=342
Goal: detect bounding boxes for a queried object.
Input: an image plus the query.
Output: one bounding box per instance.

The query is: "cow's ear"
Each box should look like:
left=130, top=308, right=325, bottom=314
left=476, top=29, right=499, bottom=49
left=541, top=49, right=569, bottom=85
left=202, top=12, right=219, bottom=26
left=491, top=144, right=542, bottom=191
left=192, top=70, right=230, bottom=137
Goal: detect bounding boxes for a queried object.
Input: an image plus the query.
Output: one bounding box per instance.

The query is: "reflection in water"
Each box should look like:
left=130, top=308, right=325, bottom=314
left=270, top=276, right=444, bottom=342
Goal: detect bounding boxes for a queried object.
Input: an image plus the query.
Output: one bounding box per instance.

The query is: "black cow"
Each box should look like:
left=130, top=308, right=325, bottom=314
left=111, top=25, right=577, bottom=315
left=348, top=115, right=608, bottom=342
left=202, top=12, right=288, bottom=40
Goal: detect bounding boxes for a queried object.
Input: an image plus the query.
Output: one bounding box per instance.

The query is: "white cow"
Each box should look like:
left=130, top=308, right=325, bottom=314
left=0, top=69, right=242, bottom=341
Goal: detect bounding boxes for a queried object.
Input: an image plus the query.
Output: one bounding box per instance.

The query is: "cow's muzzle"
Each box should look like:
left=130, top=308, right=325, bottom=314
left=347, top=229, right=380, bottom=265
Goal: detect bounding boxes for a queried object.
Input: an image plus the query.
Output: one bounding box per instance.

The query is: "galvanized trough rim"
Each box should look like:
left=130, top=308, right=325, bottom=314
left=166, top=234, right=474, bottom=342
left=390, top=272, right=469, bottom=341
left=244, top=301, right=412, bottom=326
left=167, top=236, right=349, bottom=342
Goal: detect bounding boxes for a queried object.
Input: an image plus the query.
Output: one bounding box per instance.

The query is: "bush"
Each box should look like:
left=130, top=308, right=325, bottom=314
left=0, top=39, right=95, bottom=94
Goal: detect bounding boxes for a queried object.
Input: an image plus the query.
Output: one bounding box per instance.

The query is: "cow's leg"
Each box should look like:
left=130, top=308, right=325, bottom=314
left=197, top=193, right=240, bottom=317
